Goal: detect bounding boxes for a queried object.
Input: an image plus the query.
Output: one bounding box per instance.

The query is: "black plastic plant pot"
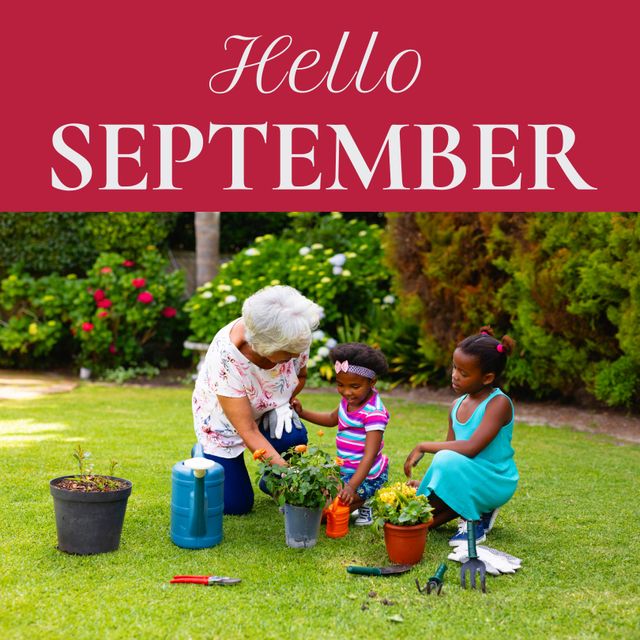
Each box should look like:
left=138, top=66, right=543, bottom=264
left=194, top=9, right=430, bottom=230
left=50, top=476, right=132, bottom=555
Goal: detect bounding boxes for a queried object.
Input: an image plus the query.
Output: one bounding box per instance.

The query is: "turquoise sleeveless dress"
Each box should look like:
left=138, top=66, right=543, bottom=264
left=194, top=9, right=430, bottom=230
left=417, top=387, right=519, bottom=521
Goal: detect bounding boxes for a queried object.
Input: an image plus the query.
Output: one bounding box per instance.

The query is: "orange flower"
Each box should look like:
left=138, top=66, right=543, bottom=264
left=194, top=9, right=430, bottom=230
left=294, top=444, right=308, bottom=454
left=253, top=448, right=267, bottom=461
left=317, top=430, right=325, bottom=437
left=334, top=457, right=345, bottom=467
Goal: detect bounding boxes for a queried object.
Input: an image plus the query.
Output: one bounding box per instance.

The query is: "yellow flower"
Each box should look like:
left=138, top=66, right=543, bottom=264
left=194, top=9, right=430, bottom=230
left=294, top=444, right=308, bottom=454
left=253, top=448, right=267, bottom=461
left=401, top=484, right=417, bottom=497
left=28, top=323, right=38, bottom=336
left=317, top=430, right=325, bottom=437
left=334, top=457, right=345, bottom=467
left=270, top=279, right=281, bottom=286
left=378, top=489, right=397, bottom=506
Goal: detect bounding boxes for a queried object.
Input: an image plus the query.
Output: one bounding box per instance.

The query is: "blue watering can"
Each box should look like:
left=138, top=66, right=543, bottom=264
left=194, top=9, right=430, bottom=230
left=170, top=444, right=224, bottom=549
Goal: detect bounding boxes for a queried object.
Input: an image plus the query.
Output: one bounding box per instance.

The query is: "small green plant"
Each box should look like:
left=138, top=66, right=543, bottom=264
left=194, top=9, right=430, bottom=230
left=101, top=364, right=160, bottom=384
left=65, top=445, right=122, bottom=492
left=72, top=444, right=93, bottom=476
left=255, top=444, right=342, bottom=509
left=370, top=481, right=434, bottom=528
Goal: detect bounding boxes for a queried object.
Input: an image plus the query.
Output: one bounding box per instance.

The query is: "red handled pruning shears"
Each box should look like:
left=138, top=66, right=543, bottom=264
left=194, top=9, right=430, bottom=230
left=170, top=575, right=241, bottom=586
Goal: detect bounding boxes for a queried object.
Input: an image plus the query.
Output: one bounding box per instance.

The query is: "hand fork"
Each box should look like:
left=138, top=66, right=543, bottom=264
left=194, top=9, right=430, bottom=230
left=459, top=520, right=487, bottom=593
left=416, top=562, right=447, bottom=595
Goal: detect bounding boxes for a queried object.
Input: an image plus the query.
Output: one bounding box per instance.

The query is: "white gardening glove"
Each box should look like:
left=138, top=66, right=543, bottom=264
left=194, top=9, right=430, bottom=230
left=261, top=405, right=304, bottom=439
left=448, top=545, right=522, bottom=575
left=271, top=404, right=294, bottom=439
left=448, top=546, right=501, bottom=576
left=477, top=546, right=522, bottom=572
left=260, top=409, right=277, bottom=437
left=291, top=409, right=304, bottom=430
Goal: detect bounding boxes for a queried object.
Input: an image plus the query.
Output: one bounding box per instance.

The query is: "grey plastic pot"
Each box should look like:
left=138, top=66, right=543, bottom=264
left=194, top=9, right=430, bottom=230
left=50, top=476, right=132, bottom=555
left=283, top=503, right=323, bottom=548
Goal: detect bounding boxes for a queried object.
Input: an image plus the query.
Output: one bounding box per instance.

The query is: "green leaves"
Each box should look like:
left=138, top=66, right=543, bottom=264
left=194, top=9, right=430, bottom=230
left=185, top=213, right=391, bottom=342
left=256, top=445, right=342, bottom=509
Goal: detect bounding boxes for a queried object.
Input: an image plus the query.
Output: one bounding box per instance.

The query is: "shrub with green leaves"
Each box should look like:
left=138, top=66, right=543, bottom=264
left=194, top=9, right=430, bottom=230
left=386, top=212, right=640, bottom=407
left=185, top=212, right=393, bottom=343
left=0, top=270, right=82, bottom=366
left=70, top=248, right=185, bottom=371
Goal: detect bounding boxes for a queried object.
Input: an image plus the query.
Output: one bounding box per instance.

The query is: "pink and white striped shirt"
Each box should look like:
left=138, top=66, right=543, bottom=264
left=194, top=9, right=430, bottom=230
left=336, top=391, right=389, bottom=479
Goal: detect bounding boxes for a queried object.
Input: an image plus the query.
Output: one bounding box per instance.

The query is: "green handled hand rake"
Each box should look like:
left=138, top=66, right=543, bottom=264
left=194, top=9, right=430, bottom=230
left=460, top=520, right=487, bottom=593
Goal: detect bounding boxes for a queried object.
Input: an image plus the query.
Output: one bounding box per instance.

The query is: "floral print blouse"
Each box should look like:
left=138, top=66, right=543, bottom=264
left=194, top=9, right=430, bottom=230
left=192, top=320, right=308, bottom=458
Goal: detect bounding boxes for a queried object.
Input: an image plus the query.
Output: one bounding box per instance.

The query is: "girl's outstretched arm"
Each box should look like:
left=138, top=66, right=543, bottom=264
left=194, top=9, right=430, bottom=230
left=403, top=395, right=512, bottom=477
left=290, top=397, right=339, bottom=427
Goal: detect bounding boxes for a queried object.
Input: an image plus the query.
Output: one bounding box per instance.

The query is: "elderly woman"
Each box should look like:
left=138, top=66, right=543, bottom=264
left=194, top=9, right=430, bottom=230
left=192, top=285, right=321, bottom=515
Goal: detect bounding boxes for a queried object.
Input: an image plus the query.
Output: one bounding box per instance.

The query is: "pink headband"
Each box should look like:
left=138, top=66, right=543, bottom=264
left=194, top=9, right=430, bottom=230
left=334, top=360, right=376, bottom=379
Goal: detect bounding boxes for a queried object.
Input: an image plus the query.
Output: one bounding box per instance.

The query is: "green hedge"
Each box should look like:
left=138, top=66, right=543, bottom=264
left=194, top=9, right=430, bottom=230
left=386, top=212, right=640, bottom=407
left=0, top=212, right=179, bottom=277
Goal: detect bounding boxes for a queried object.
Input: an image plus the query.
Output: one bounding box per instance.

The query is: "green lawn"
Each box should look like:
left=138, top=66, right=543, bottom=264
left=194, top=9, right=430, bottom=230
left=0, top=385, right=638, bottom=639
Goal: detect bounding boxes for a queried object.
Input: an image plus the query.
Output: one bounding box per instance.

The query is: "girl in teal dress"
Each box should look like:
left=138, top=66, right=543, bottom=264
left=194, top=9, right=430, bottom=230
left=404, top=326, right=518, bottom=544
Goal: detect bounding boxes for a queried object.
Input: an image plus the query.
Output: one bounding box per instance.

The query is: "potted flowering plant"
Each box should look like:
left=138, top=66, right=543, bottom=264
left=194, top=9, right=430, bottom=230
left=370, top=482, right=434, bottom=565
left=256, top=444, right=342, bottom=548
left=49, top=445, right=132, bottom=555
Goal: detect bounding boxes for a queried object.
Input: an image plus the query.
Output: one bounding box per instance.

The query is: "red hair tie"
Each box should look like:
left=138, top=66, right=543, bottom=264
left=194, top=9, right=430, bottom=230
left=496, top=344, right=505, bottom=353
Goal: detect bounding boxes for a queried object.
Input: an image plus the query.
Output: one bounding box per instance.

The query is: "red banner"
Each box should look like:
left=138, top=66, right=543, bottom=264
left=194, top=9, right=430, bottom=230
left=1, top=1, right=637, bottom=211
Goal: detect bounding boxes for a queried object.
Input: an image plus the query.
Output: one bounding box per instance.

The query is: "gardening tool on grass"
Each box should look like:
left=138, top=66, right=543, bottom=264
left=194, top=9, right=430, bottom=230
left=460, top=520, right=487, bottom=593
left=448, top=545, right=522, bottom=575
left=347, top=564, right=413, bottom=576
left=171, top=575, right=241, bottom=585
left=416, top=562, right=447, bottom=595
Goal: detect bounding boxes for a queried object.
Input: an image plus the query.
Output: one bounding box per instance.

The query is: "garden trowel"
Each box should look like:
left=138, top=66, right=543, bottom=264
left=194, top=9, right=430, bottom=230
left=347, top=564, right=413, bottom=576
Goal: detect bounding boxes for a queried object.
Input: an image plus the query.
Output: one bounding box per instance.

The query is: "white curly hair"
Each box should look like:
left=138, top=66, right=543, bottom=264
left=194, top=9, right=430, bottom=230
left=242, top=285, right=321, bottom=356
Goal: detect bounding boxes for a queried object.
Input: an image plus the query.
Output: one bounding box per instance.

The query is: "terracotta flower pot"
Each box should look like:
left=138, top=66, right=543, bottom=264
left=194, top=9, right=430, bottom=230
left=383, top=521, right=429, bottom=565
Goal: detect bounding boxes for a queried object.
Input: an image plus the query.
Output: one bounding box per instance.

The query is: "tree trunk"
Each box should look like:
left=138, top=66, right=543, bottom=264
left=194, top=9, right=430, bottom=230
left=194, top=212, right=220, bottom=286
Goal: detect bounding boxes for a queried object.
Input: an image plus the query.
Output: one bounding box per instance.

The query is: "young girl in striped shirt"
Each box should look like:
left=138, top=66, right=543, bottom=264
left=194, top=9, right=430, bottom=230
left=291, top=342, right=389, bottom=526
